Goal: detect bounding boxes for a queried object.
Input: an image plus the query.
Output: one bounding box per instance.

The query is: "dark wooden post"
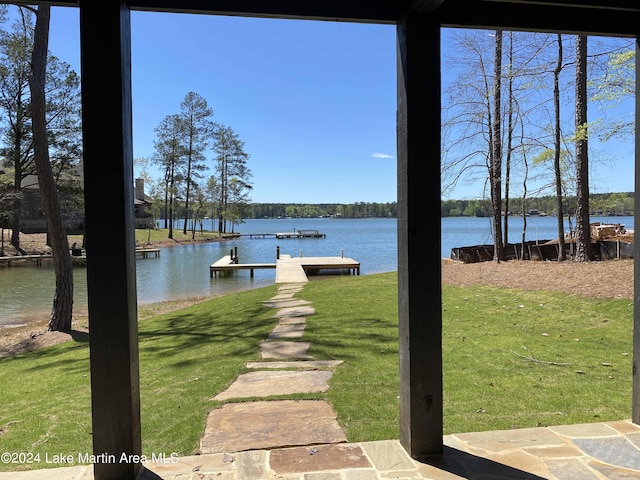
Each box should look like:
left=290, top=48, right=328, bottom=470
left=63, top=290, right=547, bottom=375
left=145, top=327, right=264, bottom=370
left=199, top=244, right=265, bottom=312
left=79, top=2, right=142, bottom=479
left=397, top=12, right=443, bottom=457
left=632, top=38, right=640, bottom=425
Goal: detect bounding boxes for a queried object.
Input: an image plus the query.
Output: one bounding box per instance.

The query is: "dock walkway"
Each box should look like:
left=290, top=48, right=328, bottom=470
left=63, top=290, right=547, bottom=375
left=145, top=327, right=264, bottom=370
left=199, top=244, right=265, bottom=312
left=210, top=255, right=276, bottom=278
left=0, top=254, right=88, bottom=267
left=210, top=254, right=359, bottom=282
left=236, top=230, right=327, bottom=239
left=135, top=248, right=160, bottom=258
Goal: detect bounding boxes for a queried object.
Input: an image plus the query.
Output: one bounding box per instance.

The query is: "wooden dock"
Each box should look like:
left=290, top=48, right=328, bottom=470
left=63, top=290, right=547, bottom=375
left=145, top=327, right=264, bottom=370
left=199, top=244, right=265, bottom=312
left=209, top=255, right=276, bottom=278
left=0, top=247, right=159, bottom=268
left=209, top=254, right=360, bottom=282
left=135, top=248, right=160, bottom=258
left=235, top=230, right=326, bottom=239
left=0, top=254, right=88, bottom=267
left=0, top=254, right=53, bottom=267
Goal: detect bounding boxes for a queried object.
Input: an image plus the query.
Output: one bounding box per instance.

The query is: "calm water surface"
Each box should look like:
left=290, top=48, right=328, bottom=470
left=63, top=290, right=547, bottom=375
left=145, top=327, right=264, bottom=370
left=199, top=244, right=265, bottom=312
left=0, top=215, right=632, bottom=325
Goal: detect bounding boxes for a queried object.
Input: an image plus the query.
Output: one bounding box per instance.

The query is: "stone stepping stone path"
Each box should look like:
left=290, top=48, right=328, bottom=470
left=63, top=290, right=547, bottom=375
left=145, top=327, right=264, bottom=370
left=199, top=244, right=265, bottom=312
left=246, top=360, right=342, bottom=370
left=260, top=340, right=312, bottom=359
left=267, top=323, right=306, bottom=340
left=212, top=370, right=333, bottom=401
left=200, top=400, right=347, bottom=454
left=200, top=283, right=346, bottom=454
left=273, top=305, right=315, bottom=318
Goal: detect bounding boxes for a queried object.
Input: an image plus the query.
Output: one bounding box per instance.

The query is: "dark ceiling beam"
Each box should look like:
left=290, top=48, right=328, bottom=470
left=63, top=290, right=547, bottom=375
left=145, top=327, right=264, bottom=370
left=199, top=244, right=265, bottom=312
left=6, top=1, right=640, bottom=36
left=438, top=0, right=640, bottom=37
left=483, top=0, right=640, bottom=12
left=410, top=0, right=445, bottom=11
left=126, top=0, right=403, bottom=24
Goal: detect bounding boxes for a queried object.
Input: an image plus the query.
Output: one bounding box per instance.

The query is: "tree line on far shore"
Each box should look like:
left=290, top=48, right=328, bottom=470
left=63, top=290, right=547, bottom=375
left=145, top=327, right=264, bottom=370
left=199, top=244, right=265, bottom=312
left=244, top=191, right=633, bottom=220
left=247, top=192, right=634, bottom=223
left=441, top=192, right=634, bottom=218
left=245, top=202, right=396, bottom=219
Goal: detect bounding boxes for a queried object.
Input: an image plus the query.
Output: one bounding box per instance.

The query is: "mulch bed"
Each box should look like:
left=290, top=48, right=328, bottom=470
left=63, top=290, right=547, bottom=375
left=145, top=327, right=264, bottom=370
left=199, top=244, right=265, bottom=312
left=442, top=258, right=633, bottom=300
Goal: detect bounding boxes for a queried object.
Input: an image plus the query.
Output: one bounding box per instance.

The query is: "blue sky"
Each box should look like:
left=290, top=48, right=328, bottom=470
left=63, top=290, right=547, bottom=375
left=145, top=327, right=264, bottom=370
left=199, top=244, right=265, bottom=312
left=48, top=7, right=398, bottom=204
left=45, top=7, right=635, bottom=203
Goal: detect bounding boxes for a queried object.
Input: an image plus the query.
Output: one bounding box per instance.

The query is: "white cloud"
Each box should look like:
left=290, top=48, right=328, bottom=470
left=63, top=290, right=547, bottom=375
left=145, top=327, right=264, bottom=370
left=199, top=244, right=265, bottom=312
left=372, top=152, right=394, bottom=159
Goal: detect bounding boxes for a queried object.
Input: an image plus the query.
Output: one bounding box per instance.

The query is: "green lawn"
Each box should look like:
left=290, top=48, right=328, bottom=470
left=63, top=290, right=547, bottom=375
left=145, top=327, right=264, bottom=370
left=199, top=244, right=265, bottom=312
left=0, top=272, right=633, bottom=471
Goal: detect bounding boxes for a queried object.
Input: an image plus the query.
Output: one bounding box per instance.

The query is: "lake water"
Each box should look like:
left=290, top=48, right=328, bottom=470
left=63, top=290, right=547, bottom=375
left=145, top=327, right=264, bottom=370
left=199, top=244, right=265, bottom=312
left=0, top=215, right=633, bottom=326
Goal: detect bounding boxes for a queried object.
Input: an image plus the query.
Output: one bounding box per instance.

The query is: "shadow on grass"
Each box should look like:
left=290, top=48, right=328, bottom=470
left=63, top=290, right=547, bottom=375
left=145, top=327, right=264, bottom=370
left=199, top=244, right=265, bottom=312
left=305, top=316, right=397, bottom=362
left=136, top=304, right=276, bottom=371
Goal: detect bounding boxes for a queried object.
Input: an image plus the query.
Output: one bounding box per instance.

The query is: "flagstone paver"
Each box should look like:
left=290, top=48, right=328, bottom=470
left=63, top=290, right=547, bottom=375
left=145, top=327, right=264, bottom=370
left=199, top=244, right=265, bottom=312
left=277, top=316, right=307, bottom=325
left=212, top=370, right=333, bottom=400
left=262, top=298, right=312, bottom=308
left=200, top=400, right=347, bottom=454
left=246, top=360, right=343, bottom=369
left=267, top=323, right=306, bottom=340
left=269, top=444, right=371, bottom=474
left=274, top=305, right=315, bottom=318
left=260, top=340, right=312, bottom=359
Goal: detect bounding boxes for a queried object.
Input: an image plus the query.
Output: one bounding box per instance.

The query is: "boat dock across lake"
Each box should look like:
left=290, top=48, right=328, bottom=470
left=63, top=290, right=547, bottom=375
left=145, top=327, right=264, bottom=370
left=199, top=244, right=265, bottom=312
left=237, top=229, right=326, bottom=239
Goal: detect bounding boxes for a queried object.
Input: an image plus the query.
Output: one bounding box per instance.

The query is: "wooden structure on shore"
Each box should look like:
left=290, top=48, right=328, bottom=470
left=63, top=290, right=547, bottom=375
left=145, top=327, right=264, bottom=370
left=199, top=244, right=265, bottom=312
left=452, top=230, right=634, bottom=263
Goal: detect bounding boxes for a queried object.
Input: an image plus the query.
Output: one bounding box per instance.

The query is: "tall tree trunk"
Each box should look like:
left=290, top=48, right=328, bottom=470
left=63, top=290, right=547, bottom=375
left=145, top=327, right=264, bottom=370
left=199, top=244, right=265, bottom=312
left=503, top=32, right=513, bottom=249
left=574, top=34, right=592, bottom=262
left=30, top=5, right=74, bottom=331
left=554, top=34, right=566, bottom=260
left=168, top=164, right=174, bottom=239
left=11, top=125, right=23, bottom=252
left=520, top=150, right=528, bottom=259
left=490, top=30, right=504, bottom=262
left=182, top=151, right=192, bottom=235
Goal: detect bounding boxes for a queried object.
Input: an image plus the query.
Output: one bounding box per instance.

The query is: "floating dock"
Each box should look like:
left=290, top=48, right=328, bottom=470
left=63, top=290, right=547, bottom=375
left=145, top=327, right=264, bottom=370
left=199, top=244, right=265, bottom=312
left=210, top=253, right=359, bottom=282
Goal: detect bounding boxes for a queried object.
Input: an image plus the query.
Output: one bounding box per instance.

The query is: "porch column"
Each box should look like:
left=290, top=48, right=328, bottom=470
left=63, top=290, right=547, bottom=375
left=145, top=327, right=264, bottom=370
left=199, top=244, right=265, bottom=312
left=79, top=2, right=141, bottom=479
left=397, top=12, right=443, bottom=457
left=632, top=38, right=640, bottom=424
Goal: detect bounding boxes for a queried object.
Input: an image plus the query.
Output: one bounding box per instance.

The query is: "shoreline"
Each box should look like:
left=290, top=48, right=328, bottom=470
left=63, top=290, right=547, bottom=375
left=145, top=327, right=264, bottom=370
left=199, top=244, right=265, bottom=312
left=0, top=231, right=241, bottom=357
